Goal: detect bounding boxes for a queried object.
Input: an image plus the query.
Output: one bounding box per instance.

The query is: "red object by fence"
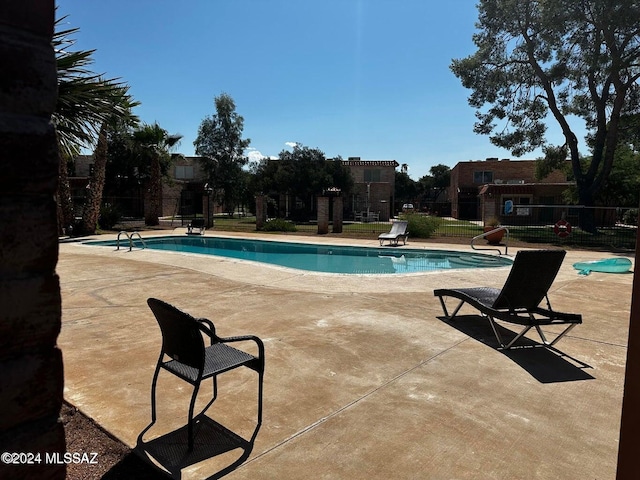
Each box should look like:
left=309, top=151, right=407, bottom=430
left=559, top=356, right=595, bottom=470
left=554, top=219, right=572, bottom=238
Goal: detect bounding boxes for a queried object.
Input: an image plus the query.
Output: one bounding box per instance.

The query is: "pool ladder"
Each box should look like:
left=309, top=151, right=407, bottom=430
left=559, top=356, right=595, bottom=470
left=470, top=226, right=509, bottom=256
left=116, top=231, right=147, bottom=251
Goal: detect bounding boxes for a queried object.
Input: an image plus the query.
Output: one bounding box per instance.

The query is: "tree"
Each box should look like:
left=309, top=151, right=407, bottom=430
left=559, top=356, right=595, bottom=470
left=254, top=144, right=353, bottom=220
left=194, top=93, right=250, bottom=217
left=596, top=113, right=640, bottom=206
left=131, top=123, right=182, bottom=225
left=597, top=145, right=640, bottom=206
left=451, top=0, right=640, bottom=232
left=78, top=90, right=139, bottom=235
left=53, top=14, right=135, bottom=233
left=429, top=164, right=451, bottom=199
left=417, top=164, right=451, bottom=208
left=617, top=113, right=640, bottom=152
left=102, top=121, right=142, bottom=202
left=395, top=171, right=418, bottom=205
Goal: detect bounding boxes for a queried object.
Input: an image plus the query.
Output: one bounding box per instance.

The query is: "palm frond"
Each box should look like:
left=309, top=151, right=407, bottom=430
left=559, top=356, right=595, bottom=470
left=53, top=13, right=139, bottom=157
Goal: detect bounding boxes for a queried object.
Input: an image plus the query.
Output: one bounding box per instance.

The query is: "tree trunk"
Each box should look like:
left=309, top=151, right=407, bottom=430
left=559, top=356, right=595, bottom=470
left=577, top=188, right=598, bottom=234
left=145, top=154, right=161, bottom=225
left=0, top=3, right=66, bottom=478
left=57, top=145, right=75, bottom=235
left=567, top=133, right=599, bottom=234
left=79, top=123, right=108, bottom=235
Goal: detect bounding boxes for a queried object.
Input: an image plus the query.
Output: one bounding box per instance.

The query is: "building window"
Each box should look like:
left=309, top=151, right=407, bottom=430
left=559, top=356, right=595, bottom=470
left=175, top=165, right=194, bottom=180
left=364, top=169, right=381, bottom=182
left=473, top=171, right=493, bottom=183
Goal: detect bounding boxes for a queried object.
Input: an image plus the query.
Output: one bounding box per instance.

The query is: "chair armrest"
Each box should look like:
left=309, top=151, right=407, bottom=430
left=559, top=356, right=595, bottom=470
left=218, top=334, right=265, bottom=369
left=196, top=318, right=216, bottom=344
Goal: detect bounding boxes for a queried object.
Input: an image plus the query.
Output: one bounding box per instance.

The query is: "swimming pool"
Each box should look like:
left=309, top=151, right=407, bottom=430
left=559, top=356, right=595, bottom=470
left=85, top=236, right=513, bottom=275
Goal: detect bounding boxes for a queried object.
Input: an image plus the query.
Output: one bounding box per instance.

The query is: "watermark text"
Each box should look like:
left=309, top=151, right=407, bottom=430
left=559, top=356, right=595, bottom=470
left=2, top=451, right=99, bottom=465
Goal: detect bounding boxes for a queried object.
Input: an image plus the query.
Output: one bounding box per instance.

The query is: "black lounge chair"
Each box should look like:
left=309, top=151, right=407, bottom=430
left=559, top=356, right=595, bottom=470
left=378, top=220, right=409, bottom=246
left=433, top=250, right=582, bottom=349
left=146, top=298, right=264, bottom=451
left=187, top=218, right=206, bottom=235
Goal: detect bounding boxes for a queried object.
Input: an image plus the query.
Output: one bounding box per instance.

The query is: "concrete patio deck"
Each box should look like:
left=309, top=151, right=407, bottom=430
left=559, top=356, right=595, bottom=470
left=58, top=232, right=634, bottom=479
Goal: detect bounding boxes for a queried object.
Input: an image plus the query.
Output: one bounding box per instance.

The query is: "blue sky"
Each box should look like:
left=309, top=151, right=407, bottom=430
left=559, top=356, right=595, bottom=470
left=56, top=0, right=568, bottom=179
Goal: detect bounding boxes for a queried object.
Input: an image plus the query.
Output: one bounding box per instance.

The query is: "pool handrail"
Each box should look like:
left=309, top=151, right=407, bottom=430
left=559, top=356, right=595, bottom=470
left=116, top=231, right=147, bottom=251
left=471, top=226, right=509, bottom=256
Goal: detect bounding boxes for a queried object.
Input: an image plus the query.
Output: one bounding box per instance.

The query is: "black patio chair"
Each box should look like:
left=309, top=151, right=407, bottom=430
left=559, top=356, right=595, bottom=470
left=146, top=298, right=264, bottom=451
left=187, top=218, right=206, bottom=235
left=433, top=250, right=582, bottom=349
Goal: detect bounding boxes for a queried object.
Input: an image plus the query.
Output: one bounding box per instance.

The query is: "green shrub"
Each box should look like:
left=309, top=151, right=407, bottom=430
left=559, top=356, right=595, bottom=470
left=263, top=218, right=297, bottom=232
left=98, top=203, right=121, bottom=230
left=402, top=213, right=441, bottom=238
left=623, top=209, right=638, bottom=226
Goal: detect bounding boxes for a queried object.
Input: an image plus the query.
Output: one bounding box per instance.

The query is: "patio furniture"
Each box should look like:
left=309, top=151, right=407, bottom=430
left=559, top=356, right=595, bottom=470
left=433, top=249, right=582, bottom=349
left=146, top=298, right=264, bottom=451
left=365, top=212, right=380, bottom=222
left=378, top=220, right=409, bottom=246
left=187, top=218, right=206, bottom=235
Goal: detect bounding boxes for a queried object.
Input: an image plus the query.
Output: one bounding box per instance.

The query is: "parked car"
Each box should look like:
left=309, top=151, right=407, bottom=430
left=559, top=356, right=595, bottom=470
left=402, top=203, right=414, bottom=212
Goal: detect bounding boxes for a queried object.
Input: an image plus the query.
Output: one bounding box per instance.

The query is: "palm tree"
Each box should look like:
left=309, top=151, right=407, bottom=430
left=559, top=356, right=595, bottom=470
left=131, top=123, right=182, bottom=225
left=53, top=14, right=137, bottom=234
left=79, top=92, right=139, bottom=235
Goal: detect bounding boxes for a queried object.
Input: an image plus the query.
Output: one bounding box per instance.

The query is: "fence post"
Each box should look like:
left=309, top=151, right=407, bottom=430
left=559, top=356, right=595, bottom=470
left=332, top=197, right=343, bottom=233
left=255, top=195, right=267, bottom=230
left=203, top=192, right=214, bottom=228
left=379, top=200, right=389, bottom=221
left=317, top=196, right=329, bottom=234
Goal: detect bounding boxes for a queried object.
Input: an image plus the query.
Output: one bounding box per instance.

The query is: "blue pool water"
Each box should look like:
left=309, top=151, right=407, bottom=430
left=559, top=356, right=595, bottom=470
left=85, top=236, right=512, bottom=275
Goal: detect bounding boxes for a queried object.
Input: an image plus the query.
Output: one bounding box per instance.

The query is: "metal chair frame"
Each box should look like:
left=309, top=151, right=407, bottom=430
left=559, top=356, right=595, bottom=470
left=147, top=298, right=264, bottom=451
left=434, top=250, right=582, bottom=350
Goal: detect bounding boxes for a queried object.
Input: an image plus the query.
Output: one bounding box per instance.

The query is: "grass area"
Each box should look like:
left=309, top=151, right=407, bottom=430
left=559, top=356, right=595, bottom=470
left=212, top=215, right=258, bottom=231
left=436, top=219, right=483, bottom=236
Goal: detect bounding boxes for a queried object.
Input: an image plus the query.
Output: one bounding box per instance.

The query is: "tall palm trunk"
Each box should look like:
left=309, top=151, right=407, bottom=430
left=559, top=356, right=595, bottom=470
left=57, top=144, right=75, bottom=236
left=145, top=153, right=161, bottom=226
left=79, top=123, right=108, bottom=235
left=133, top=123, right=180, bottom=226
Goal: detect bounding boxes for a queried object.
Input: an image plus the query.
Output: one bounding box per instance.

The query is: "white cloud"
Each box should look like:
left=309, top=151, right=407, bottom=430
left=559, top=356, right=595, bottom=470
left=246, top=148, right=265, bottom=162
left=245, top=147, right=276, bottom=163
left=284, top=141, right=298, bottom=149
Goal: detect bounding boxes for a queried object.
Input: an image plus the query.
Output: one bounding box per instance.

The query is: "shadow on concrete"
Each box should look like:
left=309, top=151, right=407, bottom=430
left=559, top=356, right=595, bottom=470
left=132, top=414, right=260, bottom=479
left=438, top=315, right=595, bottom=383
left=101, top=452, right=167, bottom=479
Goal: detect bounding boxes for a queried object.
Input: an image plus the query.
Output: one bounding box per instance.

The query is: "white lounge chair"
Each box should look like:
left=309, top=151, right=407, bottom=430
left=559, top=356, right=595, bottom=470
left=378, top=220, right=409, bottom=246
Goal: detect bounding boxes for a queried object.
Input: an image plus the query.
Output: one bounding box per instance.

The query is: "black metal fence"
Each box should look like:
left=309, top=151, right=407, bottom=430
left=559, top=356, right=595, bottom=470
left=499, top=205, right=636, bottom=249
left=108, top=196, right=637, bottom=250
left=273, top=210, right=635, bottom=250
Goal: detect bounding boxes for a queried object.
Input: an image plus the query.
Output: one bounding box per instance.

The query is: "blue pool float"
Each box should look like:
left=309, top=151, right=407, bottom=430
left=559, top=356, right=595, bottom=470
left=572, top=257, right=632, bottom=275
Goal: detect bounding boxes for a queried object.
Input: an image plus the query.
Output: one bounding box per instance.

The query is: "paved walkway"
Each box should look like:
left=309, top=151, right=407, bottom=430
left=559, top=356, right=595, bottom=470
left=58, top=232, right=633, bottom=479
